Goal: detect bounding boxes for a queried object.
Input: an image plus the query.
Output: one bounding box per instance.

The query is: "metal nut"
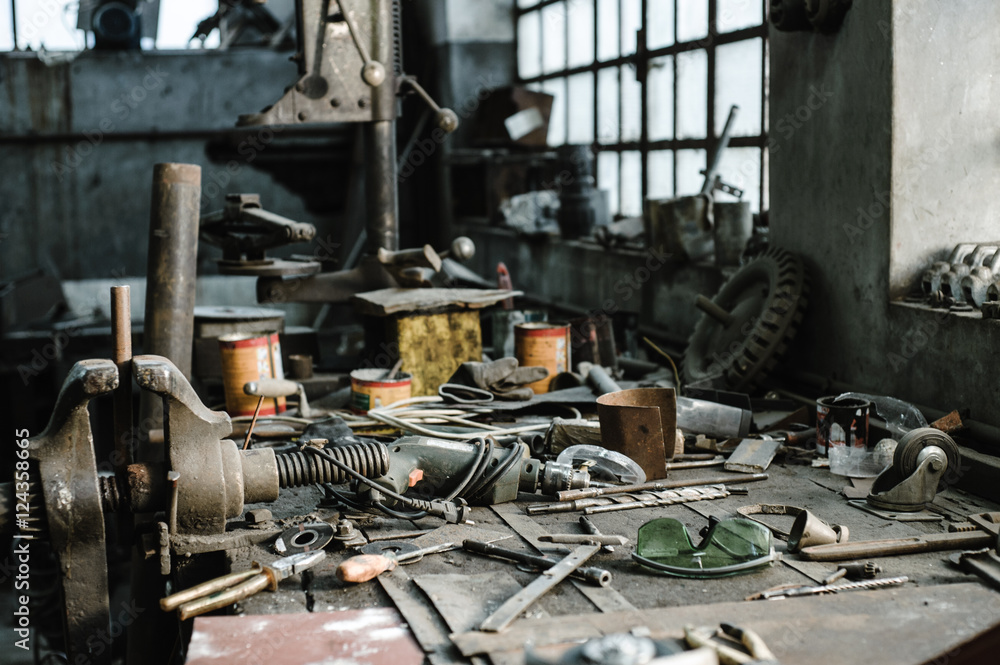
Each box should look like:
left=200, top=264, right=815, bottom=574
left=245, top=509, right=273, bottom=525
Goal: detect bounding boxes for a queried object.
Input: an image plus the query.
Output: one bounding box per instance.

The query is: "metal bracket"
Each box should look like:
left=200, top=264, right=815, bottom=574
left=28, top=359, right=118, bottom=665
left=867, top=452, right=948, bottom=512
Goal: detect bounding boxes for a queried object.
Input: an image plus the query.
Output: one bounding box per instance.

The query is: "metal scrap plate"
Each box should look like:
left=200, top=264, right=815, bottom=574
left=186, top=608, right=422, bottom=665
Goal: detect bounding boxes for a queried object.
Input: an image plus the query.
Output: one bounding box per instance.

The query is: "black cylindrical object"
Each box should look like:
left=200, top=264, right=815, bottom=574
left=144, top=163, right=201, bottom=378
left=556, top=145, right=607, bottom=239
left=364, top=0, right=399, bottom=253
left=463, top=539, right=611, bottom=587
left=275, top=441, right=390, bottom=488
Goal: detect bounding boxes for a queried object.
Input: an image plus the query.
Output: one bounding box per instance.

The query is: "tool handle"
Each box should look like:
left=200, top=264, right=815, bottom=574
left=336, top=554, right=398, bottom=583
left=160, top=567, right=261, bottom=612
left=463, top=540, right=611, bottom=587
left=244, top=378, right=299, bottom=398
left=799, top=531, right=994, bottom=561
left=176, top=573, right=271, bottom=621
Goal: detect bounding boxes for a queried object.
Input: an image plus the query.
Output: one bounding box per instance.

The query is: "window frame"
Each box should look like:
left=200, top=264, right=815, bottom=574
left=514, top=0, right=769, bottom=216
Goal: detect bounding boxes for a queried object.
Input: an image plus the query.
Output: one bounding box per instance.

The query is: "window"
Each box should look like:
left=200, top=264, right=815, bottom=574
left=515, top=0, right=768, bottom=216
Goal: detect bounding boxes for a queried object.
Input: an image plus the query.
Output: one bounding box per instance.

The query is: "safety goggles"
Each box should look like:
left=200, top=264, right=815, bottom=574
left=632, top=517, right=779, bottom=578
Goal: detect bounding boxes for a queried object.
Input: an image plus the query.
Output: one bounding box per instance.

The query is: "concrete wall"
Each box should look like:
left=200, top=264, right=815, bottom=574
left=0, top=49, right=339, bottom=283
left=770, top=1, right=1000, bottom=428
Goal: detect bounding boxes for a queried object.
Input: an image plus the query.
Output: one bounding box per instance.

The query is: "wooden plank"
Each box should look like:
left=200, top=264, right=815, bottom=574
left=353, top=288, right=522, bottom=316
left=452, top=583, right=1000, bottom=663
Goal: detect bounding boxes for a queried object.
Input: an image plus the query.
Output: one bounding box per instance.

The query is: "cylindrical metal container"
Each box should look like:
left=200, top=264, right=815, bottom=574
left=219, top=332, right=286, bottom=417
left=350, top=368, right=412, bottom=413
left=515, top=322, right=571, bottom=394
left=816, top=395, right=871, bottom=455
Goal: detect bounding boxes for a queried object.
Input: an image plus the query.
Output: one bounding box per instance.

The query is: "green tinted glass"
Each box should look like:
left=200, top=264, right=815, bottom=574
left=633, top=517, right=776, bottom=578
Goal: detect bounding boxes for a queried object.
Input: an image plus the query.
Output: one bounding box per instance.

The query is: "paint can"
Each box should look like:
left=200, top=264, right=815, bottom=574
left=219, top=332, right=286, bottom=417
left=492, top=309, right=547, bottom=360
left=816, top=395, right=871, bottom=455
left=514, top=322, right=571, bottom=393
left=350, top=368, right=412, bottom=413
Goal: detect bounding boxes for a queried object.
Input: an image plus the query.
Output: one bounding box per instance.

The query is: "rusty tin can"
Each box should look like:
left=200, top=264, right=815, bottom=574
left=219, top=332, right=286, bottom=417
left=816, top=395, right=871, bottom=455
left=514, top=322, right=571, bottom=394
left=350, top=368, right=412, bottom=413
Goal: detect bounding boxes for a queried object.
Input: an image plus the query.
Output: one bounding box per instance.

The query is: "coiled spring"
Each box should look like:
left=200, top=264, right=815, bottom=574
left=276, top=441, right=389, bottom=488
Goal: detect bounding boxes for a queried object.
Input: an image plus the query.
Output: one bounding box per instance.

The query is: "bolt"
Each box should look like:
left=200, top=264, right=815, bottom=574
left=330, top=98, right=341, bottom=108
left=246, top=508, right=273, bottom=525
left=298, top=111, right=308, bottom=121
left=335, top=520, right=355, bottom=537
left=358, top=98, right=368, bottom=109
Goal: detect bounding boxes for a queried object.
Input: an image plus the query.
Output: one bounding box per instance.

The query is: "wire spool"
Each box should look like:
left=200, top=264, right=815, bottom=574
left=895, top=428, right=960, bottom=490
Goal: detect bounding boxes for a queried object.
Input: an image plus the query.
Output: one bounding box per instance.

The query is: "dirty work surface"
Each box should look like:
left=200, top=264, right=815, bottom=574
left=236, top=463, right=1000, bottom=663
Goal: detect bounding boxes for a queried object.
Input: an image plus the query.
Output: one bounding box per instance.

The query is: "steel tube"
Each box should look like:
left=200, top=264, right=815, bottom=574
left=144, top=163, right=201, bottom=376
left=364, top=120, right=399, bottom=253
left=111, top=286, right=134, bottom=473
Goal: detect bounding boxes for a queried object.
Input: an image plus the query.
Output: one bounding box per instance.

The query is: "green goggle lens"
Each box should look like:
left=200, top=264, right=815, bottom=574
left=633, top=517, right=776, bottom=578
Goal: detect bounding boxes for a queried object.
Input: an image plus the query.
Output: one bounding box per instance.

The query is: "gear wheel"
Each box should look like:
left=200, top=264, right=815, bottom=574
left=682, top=246, right=809, bottom=392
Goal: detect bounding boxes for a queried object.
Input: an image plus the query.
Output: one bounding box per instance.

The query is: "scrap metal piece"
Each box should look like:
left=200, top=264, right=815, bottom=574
left=751, top=575, right=909, bottom=601
left=538, top=534, right=629, bottom=547
left=596, top=388, right=677, bottom=480
left=725, top=439, right=782, bottom=474
left=555, top=474, right=766, bottom=503
left=479, top=545, right=601, bottom=632
left=683, top=246, right=809, bottom=392
left=463, top=540, right=610, bottom=588
left=579, top=515, right=615, bottom=553
left=949, top=549, right=1000, bottom=591
left=28, top=360, right=118, bottom=665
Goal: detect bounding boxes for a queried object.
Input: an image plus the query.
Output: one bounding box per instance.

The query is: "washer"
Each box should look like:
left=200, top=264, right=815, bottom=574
left=275, top=522, right=335, bottom=555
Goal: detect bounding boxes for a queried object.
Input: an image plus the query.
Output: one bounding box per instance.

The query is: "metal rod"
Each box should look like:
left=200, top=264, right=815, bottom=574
left=463, top=540, right=611, bottom=588
left=140, top=163, right=201, bottom=454
left=110, top=285, right=134, bottom=473
left=556, top=473, right=768, bottom=502
left=10, top=0, right=17, bottom=50
left=695, top=294, right=736, bottom=327
left=701, top=104, right=739, bottom=196
left=364, top=120, right=399, bottom=253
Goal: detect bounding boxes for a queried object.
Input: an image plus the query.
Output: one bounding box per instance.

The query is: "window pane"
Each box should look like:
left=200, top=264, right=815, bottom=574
left=715, top=38, right=763, bottom=136
left=0, top=2, right=12, bottom=50
left=718, top=0, right=764, bottom=32
left=518, top=11, right=542, bottom=79
left=542, top=2, right=567, bottom=75
left=676, top=49, right=708, bottom=139
left=597, top=67, right=620, bottom=144
left=716, top=147, right=762, bottom=213
left=567, top=73, right=595, bottom=143
left=647, top=0, right=675, bottom=49
left=542, top=77, right=568, bottom=145
left=596, top=0, right=619, bottom=61
left=621, top=65, right=642, bottom=142
left=16, top=0, right=82, bottom=50
left=598, top=151, right=620, bottom=215
left=567, top=0, right=595, bottom=67
left=648, top=150, right=674, bottom=200
left=676, top=149, right=707, bottom=196
left=761, top=146, right=769, bottom=211
left=647, top=55, right=674, bottom=141
left=677, top=0, right=708, bottom=42
left=621, top=0, right=641, bottom=56
left=621, top=151, right=643, bottom=216
left=518, top=0, right=541, bottom=7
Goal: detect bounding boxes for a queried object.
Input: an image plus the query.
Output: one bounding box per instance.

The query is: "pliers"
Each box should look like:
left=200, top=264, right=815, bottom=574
left=684, top=623, right=779, bottom=665
left=160, top=550, right=326, bottom=620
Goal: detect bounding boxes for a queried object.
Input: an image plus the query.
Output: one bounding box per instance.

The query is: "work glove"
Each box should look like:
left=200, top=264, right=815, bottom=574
left=439, top=358, right=549, bottom=402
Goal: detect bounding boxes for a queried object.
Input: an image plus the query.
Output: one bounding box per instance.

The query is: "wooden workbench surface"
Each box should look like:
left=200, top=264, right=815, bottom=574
left=229, top=461, right=1000, bottom=664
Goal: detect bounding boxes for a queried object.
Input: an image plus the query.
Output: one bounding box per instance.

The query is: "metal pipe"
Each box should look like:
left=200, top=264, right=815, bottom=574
left=143, top=163, right=200, bottom=377
left=365, top=120, right=399, bottom=253
left=111, top=286, right=134, bottom=474
left=11, top=0, right=17, bottom=50
left=140, top=163, right=200, bottom=452
left=364, top=0, right=399, bottom=253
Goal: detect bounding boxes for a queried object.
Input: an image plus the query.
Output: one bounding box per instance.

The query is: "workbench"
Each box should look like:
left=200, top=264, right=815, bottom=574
left=182, top=457, right=1000, bottom=665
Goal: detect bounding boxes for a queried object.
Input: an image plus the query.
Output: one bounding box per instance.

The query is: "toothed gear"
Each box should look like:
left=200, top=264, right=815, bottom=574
left=682, top=246, right=809, bottom=392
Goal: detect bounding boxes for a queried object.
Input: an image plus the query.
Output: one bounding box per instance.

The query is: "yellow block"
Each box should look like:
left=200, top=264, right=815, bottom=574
left=387, top=310, right=483, bottom=396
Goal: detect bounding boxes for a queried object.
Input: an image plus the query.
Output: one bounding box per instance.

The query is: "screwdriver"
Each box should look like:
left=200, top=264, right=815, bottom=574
left=336, top=542, right=456, bottom=583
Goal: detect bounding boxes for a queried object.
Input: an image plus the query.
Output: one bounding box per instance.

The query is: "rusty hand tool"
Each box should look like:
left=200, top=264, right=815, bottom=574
left=480, top=545, right=600, bottom=632
left=684, top=622, right=779, bottom=665
left=336, top=542, right=456, bottom=583
left=799, top=512, right=1000, bottom=561
left=463, top=539, right=611, bottom=587
left=821, top=561, right=881, bottom=585
left=160, top=551, right=326, bottom=620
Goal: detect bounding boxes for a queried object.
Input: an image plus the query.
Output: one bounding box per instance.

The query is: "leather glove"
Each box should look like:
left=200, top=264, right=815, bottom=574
left=440, top=358, right=548, bottom=402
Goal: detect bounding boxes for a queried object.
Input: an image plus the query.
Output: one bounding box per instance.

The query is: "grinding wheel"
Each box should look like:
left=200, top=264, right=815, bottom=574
left=683, top=246, right=809, bottom=391
left=894, top=428, right=960, bottom=490
left=275, top=522, right=335, bottom=555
